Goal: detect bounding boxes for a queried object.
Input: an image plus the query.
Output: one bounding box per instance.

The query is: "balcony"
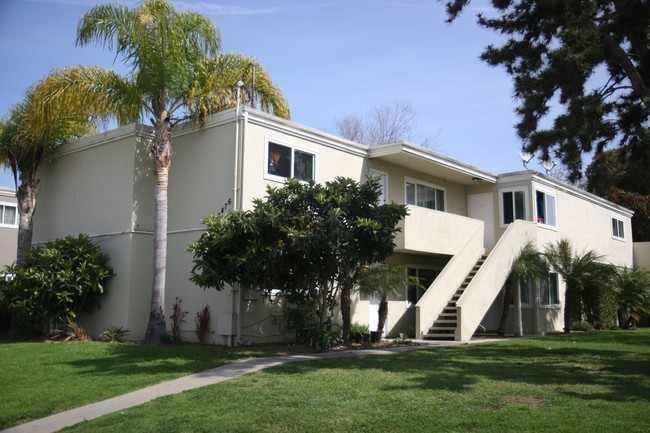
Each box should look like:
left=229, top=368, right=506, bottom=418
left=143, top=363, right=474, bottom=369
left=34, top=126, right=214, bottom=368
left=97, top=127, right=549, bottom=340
left=394, top=205, right=485, bottom=256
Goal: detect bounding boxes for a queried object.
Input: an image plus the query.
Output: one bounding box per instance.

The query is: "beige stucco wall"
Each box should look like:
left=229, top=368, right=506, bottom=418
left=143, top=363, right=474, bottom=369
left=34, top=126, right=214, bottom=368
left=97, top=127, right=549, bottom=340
left=0, top=187, right=18, bottom=269
left=634, top=242, right=650, bottom=270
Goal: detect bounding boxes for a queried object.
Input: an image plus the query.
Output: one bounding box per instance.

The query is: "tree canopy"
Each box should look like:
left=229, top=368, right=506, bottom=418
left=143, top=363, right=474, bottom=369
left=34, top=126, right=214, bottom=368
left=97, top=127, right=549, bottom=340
left=189, top=177, right=408, bottom=347
left=36, top=0, right=290, bottom=343
left=445, top=0, right=649, bottom=181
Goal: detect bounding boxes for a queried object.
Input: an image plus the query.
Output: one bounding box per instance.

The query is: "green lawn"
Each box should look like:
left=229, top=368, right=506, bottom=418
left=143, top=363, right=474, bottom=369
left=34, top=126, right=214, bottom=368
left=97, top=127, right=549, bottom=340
left=2, top=331, right=649, bottom=433
left=0, top=341, right=300, bottom=429
left=67, top=330, right=650, bottom=433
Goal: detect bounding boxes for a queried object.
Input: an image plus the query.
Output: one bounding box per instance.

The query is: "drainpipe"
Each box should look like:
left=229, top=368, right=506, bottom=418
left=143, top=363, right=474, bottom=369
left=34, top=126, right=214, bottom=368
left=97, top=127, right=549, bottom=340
left=230, top=82, right=245, bottom=347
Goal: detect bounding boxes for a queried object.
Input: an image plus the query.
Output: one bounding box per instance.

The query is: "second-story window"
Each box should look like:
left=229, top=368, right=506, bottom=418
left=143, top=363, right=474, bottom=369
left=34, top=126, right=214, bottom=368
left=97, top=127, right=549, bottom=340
left=266, top=141, right=316, bottom=182
left=612, top=217, right=625, bottom=240
left=500, top=188, right=526, bottom=225
left=535, top=190, right=557, bottom=228
left=405, top=179, right=445, bottom=211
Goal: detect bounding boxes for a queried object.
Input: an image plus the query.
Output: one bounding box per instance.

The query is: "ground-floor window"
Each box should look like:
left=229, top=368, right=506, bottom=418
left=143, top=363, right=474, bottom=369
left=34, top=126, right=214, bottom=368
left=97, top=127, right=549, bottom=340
left=0, top=203, right=17, bottom=227
left=540, top=272, right=560, bottom=306
left=407, top=267, right=439, bottom=306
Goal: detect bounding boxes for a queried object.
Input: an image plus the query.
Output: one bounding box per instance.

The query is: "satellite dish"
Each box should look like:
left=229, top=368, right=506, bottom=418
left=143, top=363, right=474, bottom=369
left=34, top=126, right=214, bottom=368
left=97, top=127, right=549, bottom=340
left=540, top=159, right=556, bottom=174
left=519, top=151, right=534, bottom=169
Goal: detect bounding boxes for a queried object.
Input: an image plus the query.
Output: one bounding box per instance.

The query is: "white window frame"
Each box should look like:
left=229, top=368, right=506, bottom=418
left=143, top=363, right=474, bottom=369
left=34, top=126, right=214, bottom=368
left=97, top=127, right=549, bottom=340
left=0, top=202, right=18, bottom=228
left=404, top=177, right=446, bottom=212
left=499, top=187, right=528, bottom=227
left=540, top=272, right=561, bottom=307
left=611, top=216, right=626, bottom=241
left=534, top=188, right=557, bottom=229
left=369, top=169, right=389, bottom=205
left=405, top=265, right=441, bottom=308
left=264, top=138, right=318, bottom=183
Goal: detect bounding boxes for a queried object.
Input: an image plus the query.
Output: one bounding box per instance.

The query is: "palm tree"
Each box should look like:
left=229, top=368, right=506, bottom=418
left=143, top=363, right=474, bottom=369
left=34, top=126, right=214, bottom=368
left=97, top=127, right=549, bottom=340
left=39, top=0, right=289, bottom=343
left=615, top=267, right=650, bottom=329
left=0, top=82, right=102, bottom=263
left=356, top=263, right=421, bottom=336
left=543, top=239, right=615, bottom=333
left=497, top=242, right=548, bottom=336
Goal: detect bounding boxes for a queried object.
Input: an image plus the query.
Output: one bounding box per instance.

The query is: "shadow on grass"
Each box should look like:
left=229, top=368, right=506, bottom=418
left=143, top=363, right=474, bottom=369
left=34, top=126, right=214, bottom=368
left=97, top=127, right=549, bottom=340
left=48, top=343, right=304, bottom=377
left=263, top=330, right=650, bottom=403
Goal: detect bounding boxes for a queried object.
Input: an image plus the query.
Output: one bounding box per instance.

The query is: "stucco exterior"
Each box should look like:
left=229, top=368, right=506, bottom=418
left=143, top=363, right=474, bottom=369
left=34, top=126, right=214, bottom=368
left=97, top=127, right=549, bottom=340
left=0, top=187, right=18, bottom=269
left=31, top=108, right=636, bottom=343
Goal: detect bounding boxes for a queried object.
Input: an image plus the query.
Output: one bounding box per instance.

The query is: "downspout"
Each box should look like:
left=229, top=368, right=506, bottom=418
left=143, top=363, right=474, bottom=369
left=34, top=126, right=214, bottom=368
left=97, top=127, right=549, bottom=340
left=236, top=109, right=248, bottom=343
left=230, top=83, right=244, bottom=348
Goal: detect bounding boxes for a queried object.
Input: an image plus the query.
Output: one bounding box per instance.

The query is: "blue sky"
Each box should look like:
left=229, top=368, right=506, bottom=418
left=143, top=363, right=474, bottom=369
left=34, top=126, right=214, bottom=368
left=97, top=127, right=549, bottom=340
left=0, top=0, right=534, bottom=189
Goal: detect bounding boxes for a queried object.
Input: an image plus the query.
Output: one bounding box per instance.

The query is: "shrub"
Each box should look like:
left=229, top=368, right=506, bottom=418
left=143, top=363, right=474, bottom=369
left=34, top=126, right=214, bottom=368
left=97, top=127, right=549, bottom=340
left=0, top=234, right=113, bottom=333
left=349, top=322, right=369, bottom=343
left=571, top=321, right=595, bottom=332
left=49, top=317, right=93, bottom=342
left=101, top=325, right=130, bottom=343
left=194, top=304, right=210, bottom=343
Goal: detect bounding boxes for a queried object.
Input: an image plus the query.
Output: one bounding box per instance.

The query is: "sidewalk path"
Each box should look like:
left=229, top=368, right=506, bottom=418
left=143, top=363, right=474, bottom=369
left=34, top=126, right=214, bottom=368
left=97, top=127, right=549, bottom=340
left=2, top=339, right=495, bottom=433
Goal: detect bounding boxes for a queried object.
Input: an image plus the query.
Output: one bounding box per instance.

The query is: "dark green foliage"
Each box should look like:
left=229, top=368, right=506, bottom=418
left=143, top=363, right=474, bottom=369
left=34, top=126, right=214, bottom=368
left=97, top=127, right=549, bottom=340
left=543, top=239, right=616, bottom=332
left=190, top=177, right=407, bottom=349
left=586, top=147, right=650, bottom=241
left=0, top=234, right=113, bottom=332
left=445, top=0, right=650, bottom=182
left=581, top=283, right=618, bottom=330
left=615, top=267, right=650, bottom=328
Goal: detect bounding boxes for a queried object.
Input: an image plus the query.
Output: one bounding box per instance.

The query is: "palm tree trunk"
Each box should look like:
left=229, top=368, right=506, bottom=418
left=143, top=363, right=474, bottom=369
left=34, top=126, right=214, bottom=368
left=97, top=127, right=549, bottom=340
left=377, top=298, right=388, bottom=335
left=15, top=180, right=37, bottom=263
left=7, top=179, right=37, bottom=338
left=144, top=115, right=172, bottom=343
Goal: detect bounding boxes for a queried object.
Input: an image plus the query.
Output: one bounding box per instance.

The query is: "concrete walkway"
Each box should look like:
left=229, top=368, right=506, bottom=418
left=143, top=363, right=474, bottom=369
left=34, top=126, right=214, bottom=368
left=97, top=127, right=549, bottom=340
left=2, top=339, right=495, bottom=433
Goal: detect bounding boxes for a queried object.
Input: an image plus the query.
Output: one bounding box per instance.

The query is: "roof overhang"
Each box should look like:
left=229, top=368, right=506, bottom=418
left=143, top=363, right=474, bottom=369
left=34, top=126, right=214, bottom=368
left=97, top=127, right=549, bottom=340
left=368, top=142, right=497, bottom=186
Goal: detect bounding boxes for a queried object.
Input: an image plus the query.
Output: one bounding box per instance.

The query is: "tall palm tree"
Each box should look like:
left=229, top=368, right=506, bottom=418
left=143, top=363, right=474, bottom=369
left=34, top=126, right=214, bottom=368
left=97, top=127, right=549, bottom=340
left=40, top=0, right=289, bottom=343
left=543, top=239, right=615, bottom=333
left=356, top=263, right=421, bottom=336
left=0, top=81, right=102, bottom=264
left=497, top=242, right=548, bottom=336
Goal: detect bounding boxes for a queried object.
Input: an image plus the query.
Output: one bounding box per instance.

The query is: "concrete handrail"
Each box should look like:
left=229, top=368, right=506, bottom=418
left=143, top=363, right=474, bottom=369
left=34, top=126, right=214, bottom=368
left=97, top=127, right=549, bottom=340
left=455, top=220, right=538, bottom=341
left=414, top=221, right=484, bottom=338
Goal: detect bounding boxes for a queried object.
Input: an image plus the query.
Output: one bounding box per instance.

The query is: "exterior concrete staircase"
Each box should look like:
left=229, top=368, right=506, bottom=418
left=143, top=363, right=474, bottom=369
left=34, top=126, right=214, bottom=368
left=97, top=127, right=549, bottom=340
left=423, top=254, right=488, bottom=341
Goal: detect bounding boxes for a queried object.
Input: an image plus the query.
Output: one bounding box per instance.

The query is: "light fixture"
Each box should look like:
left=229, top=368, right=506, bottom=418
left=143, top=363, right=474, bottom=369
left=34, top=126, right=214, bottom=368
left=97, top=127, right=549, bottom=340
left=472, top=177, right=482, bottom=184
left=540, top=159, right=556, bottom=174
left=519, top=151, right=534, bottom=169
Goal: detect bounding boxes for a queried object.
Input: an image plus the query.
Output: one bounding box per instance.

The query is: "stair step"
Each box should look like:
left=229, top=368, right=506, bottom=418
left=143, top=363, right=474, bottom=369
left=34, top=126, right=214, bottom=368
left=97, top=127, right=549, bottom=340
left=424, top=333, right=456, bottom=340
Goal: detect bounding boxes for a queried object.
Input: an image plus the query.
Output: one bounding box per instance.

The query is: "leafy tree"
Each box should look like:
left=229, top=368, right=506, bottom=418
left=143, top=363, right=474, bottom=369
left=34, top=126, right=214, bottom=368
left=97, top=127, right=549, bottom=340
left=614, top=267, right=650, bottom=329
left=444, top=0, right=650, bottom=181
left=189, top=177, right=408, bottom=348
left=0, top=80, right=102, bottom=263
left=0, top=234, right=113, bottom=333
left=356, top=263, right=421, bottom=336
left=334, top=100, right=433, bottom=148
left=497, top=242, right=548, bottom=336
left=543, top=239, right=616, bottom=332
left=39, top=0, right=289, bottom=343
left=586, top=147, right=650, bottom=241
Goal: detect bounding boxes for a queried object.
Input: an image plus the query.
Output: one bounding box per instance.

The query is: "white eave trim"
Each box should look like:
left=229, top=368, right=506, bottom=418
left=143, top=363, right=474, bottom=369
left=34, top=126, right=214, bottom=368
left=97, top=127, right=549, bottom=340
left=499, top=170, right=635, bottom=218
left=369, top=141, right=498, bottom=183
